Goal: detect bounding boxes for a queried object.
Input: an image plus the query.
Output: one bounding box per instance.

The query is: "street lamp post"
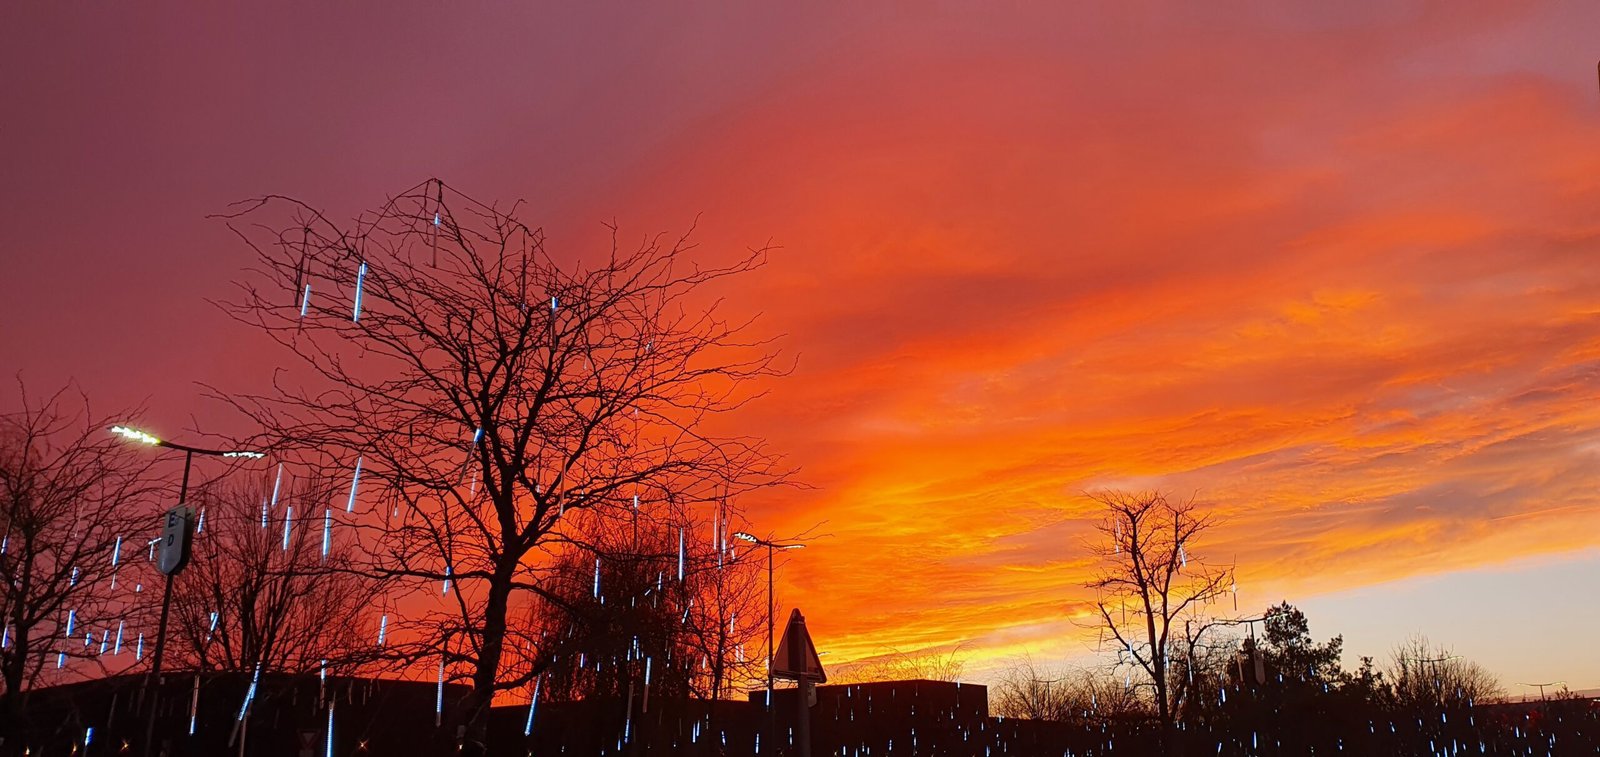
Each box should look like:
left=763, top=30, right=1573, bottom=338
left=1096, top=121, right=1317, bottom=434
left=1519, top=681, right=1565, bottom=701
left=109, top=425, right=262, bottom=757
left=732, top=531, right=804, bottom=753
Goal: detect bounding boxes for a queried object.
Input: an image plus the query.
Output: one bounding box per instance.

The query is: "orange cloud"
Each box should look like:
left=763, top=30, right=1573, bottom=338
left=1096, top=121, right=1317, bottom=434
left=583, top=3, right=1600, bottom=680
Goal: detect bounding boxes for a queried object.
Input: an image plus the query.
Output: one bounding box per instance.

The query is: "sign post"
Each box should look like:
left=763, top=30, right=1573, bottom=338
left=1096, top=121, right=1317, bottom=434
left=144, top=493, right=196, bottom=757
left=773, top=609, right=825, bottom=757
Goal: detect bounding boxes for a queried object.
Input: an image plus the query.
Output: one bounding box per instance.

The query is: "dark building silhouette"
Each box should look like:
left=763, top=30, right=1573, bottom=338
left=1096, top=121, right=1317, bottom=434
left=5, top=672, right=465, bottom=757
left=486, top=679, right=1157, bottom=756
left=9, top=674, right=1596, bottom=755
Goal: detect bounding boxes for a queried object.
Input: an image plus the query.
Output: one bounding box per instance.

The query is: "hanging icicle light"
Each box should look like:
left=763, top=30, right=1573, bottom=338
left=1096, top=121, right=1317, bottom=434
left=187, top=675, right=200, bottom=734
left=270, top=464, right=284, bottom=509
left=522, top=677, right=541, bottom=737
left=238, top=662, right=262, bottom=722
left=300, top=284, right=311, bottom=318
left=346, top=456, right=363, bottom=512
left=352, top=261, right=367, bottom=322
left=435, top=658, right=446, bottom=727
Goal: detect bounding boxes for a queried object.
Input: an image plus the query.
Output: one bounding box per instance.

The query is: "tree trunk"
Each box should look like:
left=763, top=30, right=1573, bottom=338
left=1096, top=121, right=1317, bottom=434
left=0, top=624, right=28, bottom=742
left=706, top=642, right=726, bottom=757
left=453, top=560, right=514, bottom=757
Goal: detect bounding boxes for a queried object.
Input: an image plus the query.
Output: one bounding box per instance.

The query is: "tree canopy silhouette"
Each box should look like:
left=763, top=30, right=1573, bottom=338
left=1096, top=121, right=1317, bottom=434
left=1085, top=491, right=1234, bottom=756
left=0, top=383, right=159, bottom=728
left=216, top=179, right=789, bottom=754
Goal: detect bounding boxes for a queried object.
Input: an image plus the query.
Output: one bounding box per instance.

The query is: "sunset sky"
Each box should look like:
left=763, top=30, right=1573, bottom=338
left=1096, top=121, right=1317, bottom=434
left=3, top=2, right=1599, bottom=692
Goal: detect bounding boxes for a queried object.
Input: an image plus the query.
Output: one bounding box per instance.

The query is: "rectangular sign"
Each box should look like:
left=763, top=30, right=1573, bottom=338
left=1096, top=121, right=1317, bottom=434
left=159, top=505, right=194, bottom=575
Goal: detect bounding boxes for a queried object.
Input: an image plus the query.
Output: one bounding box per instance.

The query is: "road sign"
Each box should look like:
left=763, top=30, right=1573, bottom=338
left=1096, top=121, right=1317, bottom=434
left=773, top=608, right=826, bottom=683
left=158, top=505, right=194, bottom=576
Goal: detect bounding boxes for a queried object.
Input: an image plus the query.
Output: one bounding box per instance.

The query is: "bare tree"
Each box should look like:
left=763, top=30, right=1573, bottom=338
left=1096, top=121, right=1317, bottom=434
left=1085, top=491, right=1233, bottom=756
left=168, top=475, right=375, bottom=677
left=990, top=657, right=1146, bottom=722
left=1168, top=615, right=1241, bottom=724
left=535, top=501, right=765, bottom=697
left=0, top=383, right=160, bottom=728
left=215, top=179, right=787, bottom=754
left=831, top=645, right=968, bottom=685
left=1388, top=634, right=1503, bottom=710
left=676, top=503, right=768, bottom=703
left=529, top=501, right=767, bottom=752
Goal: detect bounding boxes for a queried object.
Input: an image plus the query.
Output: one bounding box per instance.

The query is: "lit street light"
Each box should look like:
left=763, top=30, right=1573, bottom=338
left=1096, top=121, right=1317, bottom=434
left=733, top=530, right=804, bottom=751
left=109, top=425, right=262, bottom=757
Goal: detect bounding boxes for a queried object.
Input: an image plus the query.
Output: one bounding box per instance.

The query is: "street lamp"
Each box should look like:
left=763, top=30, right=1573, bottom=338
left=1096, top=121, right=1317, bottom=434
left=1519, top=681, right=1565, bottom=701
left=732, top=531, right=804, bottom=750
left=109, top=425, right=262, bottom=757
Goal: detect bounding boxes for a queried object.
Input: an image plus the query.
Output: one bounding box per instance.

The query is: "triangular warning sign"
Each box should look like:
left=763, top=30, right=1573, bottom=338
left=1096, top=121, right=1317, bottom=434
left=773, top=608, right=826, bottom=683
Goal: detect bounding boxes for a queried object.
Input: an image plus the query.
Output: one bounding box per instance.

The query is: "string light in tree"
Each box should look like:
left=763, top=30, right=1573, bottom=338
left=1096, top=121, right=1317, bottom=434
left=435, top=658, right=446, bottom=727
left=270, top=464, right=283, bottom=510
left=346, top=456, right=363, bottom=512
left=523, top=677, right=541, bottom=737
left=352, top=261, right=367, bottom=322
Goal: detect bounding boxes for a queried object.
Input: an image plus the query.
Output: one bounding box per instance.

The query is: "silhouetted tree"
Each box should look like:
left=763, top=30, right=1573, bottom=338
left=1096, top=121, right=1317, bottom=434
left=216, top=180, right=787, bottom=754
left=168, top=476, right=375, bottom=677
left=1167, top=617, right=1240, bottom=725
left=1194, top=602, right=1380, bottom=753
left=991, top=657, right=1146, bottom=722
left=0, top=383, right=159, bottom=728
left=678, top=507, right=769, bottom=704
left=1085, top=491, right=1233, bottom=756
left=523, top=500, right=766, bottom=753
left=832, top=645, right=968, bottom=686
left=1388, top=634, right=1502, bottom=711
